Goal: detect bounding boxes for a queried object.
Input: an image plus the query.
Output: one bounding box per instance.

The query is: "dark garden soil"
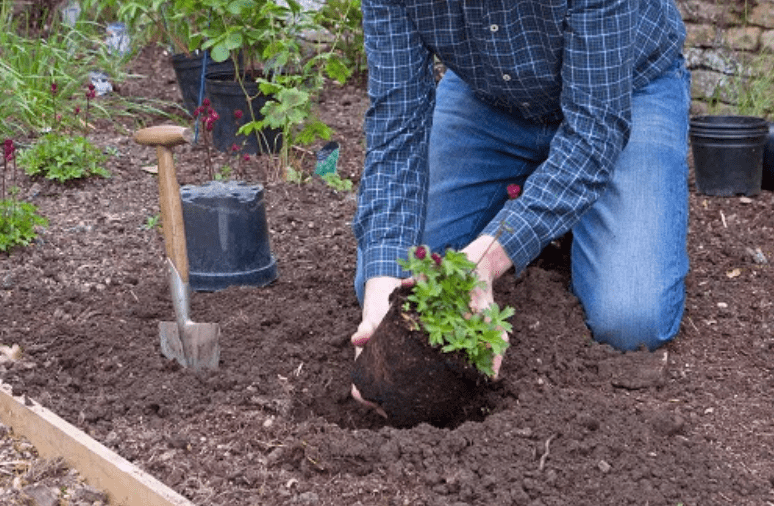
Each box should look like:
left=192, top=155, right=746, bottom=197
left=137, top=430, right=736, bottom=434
left=2, top=45, right=774, bottom=506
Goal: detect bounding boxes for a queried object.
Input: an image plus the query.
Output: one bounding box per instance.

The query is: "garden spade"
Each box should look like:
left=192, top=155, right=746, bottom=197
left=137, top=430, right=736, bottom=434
left=133, top=125, right=221, bottom=370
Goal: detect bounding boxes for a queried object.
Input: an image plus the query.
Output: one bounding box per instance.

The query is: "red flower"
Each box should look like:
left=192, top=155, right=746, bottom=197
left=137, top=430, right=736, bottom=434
left=507, top=184, right=522, bottom=200
left=74, top=106, right=80, bottom=115
left=51, top=82, right=58, bottom=95
left=3, top=139, right=14, bottom=161
left=230, top=143, right=240, bottom=152
left=234, top=109, right=243, bottom=120
left=88, top=83, right=95, bottom=92
left=193, top=105, right=204, bottom=118
left=242, top=154, right=250, bottom=162
left=202, top=98, right=211, bottom=107
left=204, top=118, right=215, bottom=132
left=431, top=252, right=442, bottom=266
left=414, top=246, right=427, bottom=260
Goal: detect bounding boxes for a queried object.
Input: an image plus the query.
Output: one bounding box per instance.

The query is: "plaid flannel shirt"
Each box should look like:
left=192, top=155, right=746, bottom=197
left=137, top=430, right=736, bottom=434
left=353, top=0, right=686, bottom=281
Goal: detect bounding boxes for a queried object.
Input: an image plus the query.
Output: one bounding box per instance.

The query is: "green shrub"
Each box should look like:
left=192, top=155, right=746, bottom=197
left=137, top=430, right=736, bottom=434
left=0, top=198, right=48, bottom=253
left=19, top=134, right=110, bottom=183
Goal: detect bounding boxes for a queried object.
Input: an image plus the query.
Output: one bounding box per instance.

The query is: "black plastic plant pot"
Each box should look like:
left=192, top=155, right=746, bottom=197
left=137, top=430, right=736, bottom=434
left=762, top=122, right=774, bottom=192
left=180, top=181, right=278, bottom=292
left=204, top=70, right=283, bottom=155
left=170, top=52, right=237, bottom=116
left=689, top=115, right=768, bottom=197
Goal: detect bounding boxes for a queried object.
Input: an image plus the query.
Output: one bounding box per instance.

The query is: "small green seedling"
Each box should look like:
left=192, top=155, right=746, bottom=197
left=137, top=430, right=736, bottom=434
left=321, top=172, right=353, bottom=192
left=142, top=213, right=161, bottom=231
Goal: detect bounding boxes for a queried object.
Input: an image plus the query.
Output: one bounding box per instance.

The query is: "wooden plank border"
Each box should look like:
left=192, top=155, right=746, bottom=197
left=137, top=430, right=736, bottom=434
left=0, top=382, right=196, bottom=506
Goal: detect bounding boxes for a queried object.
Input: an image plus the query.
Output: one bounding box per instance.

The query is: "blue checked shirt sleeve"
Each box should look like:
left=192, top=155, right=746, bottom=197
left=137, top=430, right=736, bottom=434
left=352, top=0, right=436, bottom=280
left=481, top=0, right=641, bottom=274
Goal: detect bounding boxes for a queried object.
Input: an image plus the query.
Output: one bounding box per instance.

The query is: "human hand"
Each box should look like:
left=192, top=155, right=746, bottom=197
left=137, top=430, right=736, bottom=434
left=351, top=276, right=404, bottom=354
left=462, top=235, right=514, bottom=379
left=351, top=276, right=404, bottom=416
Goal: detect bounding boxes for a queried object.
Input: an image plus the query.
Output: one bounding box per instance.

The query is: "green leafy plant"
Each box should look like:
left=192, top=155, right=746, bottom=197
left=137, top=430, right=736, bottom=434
left=321, top=172, right=353, bottom=192
left=0, top=9, right=173, bottom=140
left=319, top=0, right=365, bottom=76
left=142, top=213, right=161, bottom=230
left=118, top=0, right=203, bottom=55
left=240, top=1, right=354, bottom=177
left=286, top=166, right=310, bottom=184
left=189, top=0, right=356, bottom=179
left=395, top=183, right=522, bottom=377
left=19, top=134, right=110, bottom=183
left=398, top=246, right=514, bottom=377
left=1, top=140, right=47, bottom=253
left=0, top=196, right=48, bottom=253
left=735, top=52, right=774, bottom=120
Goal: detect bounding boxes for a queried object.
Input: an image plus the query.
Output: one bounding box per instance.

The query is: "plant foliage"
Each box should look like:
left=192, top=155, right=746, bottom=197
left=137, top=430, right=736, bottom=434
left=0, top=198, right=48, bottom=253
left=398, top=247, right=514, bottom=377
left=19, top=134, right=110, bottom=183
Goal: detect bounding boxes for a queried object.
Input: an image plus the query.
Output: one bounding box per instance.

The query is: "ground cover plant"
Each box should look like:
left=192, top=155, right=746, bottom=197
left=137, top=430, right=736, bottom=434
left=0, top=19, right=773, bottom=506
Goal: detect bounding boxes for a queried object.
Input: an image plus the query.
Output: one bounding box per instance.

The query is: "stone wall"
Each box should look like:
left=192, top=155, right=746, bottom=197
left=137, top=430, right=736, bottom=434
left=679, top=0, right=774, bottom=116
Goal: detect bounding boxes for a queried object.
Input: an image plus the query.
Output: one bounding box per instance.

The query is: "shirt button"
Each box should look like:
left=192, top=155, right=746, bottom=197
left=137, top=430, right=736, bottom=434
left=490, top=24, right=499, bottom=32
left=502, top=74, right=511, bottom=81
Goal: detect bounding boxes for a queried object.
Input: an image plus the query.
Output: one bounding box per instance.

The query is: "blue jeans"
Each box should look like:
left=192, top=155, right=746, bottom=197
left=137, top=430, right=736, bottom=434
left=356, top=58, right=691, bottom=351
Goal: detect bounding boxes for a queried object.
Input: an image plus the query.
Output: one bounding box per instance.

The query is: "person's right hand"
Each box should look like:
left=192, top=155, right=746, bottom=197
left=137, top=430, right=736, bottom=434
left=351, top=276, right=403, bottom=356
left=351, top=276, right=403, bottom=417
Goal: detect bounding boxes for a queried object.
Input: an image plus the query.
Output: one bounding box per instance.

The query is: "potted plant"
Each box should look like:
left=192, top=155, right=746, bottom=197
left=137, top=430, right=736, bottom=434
left=195, top=0, right=352, bottom=177
left=117, top=0, right=236, bottom=115
left=351, top=187, right=520, bottom=428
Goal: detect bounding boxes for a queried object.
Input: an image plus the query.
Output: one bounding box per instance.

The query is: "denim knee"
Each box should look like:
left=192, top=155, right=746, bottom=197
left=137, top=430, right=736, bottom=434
left=581, top=283, right=685, bottom=351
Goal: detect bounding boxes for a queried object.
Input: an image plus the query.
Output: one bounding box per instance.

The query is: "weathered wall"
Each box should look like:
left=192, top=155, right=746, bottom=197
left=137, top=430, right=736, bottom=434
left=679, top=0, right=774, bottom=116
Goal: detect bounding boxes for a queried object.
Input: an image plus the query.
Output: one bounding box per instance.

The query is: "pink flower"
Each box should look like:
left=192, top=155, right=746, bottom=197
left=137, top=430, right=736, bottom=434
left=230, top=143, right=239, bottom=152
left=74, top=106, right=80, bottom=115
left=208, top=110, right=219, bottom=122
left=507, top=184, right=522, bottom=200
left=204, top=118, right=215, bottom=132
left=234, top=109, right=243, bottom=119
left=431, top=252, right=442, bottom=266
left=414, top=246, right=427, bottom=260
left=86, top=88, right=96, bottom=100
left=202, top=98, right=211, bottom=107
left=193, top=105, right=204, bottom=118
left=242, top=154, right=250, bottom=162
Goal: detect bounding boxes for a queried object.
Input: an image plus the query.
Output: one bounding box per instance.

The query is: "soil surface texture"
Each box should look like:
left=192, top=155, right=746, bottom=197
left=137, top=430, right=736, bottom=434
left=1, top=46, right=773, bottom=506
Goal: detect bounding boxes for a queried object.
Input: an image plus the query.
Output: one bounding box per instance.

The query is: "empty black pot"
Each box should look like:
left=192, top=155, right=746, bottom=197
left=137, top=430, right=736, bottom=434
left=689, top=115, right=768, bottom=197
left=171, top=52, right=237, bottom=116
left=763, top=123, right=774, bottom=192
left=181, top=181, right=278, bottom=292
left=204, top=70, right=282, bottom=155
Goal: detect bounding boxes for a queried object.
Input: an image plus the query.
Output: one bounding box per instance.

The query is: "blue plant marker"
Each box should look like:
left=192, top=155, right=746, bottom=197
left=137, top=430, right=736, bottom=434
left=315, top=141, right=340, bottom=176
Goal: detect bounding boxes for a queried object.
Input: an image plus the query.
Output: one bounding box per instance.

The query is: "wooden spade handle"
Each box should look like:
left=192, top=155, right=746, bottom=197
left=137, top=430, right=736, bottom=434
left=133, top=126, right=192, bottom=282
left=133, top=125, right=193, bottom=148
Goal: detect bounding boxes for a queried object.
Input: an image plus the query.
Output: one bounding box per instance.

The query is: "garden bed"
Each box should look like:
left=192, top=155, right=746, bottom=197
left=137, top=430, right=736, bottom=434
left=1, top=46, right=773, bottom=505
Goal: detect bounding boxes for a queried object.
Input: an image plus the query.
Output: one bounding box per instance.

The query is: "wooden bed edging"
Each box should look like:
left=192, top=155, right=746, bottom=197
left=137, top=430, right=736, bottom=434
left=0, top=382, right=196, bottom=506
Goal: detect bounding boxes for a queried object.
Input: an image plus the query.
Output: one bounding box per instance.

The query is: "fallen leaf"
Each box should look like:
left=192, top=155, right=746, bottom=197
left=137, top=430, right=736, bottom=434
left=142, top=165, right=158, bottom=174
left=725, top=268, right=741, bottom=278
